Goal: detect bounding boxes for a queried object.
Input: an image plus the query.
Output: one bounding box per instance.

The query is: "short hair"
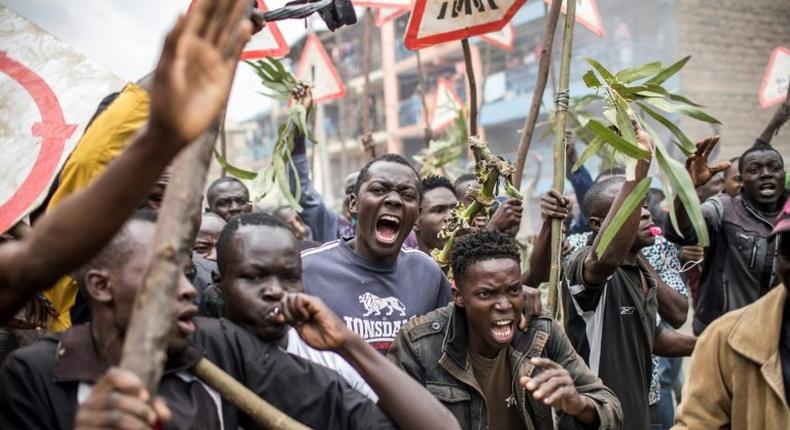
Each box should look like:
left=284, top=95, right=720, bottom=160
left=74, top=210, right=157, bottom=290
left=453, top=173, right=477, bottom=189
left=206, top=176, right=249, bottom=206
left=451, top=230, right=520, bottom=288
left=583, top=176, right=626, bottom=219
left=738, top=142, right=784, bottom=174
left=353, top=154, right=421, bottom=196
left=595, top=166, right=626, bottom=182
left=421, top=175, right=455, bottom=195
left=215, top=212, right=292, bottom=275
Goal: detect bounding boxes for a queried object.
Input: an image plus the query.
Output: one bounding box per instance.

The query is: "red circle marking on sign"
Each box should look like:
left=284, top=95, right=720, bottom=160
left=0, top=50, right=77, bottom=232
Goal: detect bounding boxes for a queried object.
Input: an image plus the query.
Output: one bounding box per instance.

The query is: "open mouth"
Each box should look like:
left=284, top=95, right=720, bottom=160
left=375, top=214, right=401, bottom=244
left=490, top=319, right=514, bottom=344
left=175, top=306, right=197, bottom=336
left=759, top=182, right=777, bottom=197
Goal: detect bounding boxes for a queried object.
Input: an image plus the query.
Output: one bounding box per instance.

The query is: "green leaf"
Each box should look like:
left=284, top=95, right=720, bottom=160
left=613, top=93, right=638, bottom=148
left=615, top=61, right=663, bottom=84
left=638, top=84, right=704, bottom=107
left=573, top=136, right=604, bottom=172
left=654, top=139, right=709, bottom=246
left=643, top=98, right=721, bottom=124
left=637, top=101, right=696, bottom=156
left=583, top=70, right=602, bottom=88
left=647, top=56, right=691, bottom=85
left=659, top=170, right=683, bottom=240
left=584, top=58, right=615, bottom=83
left=595, top=177, right=652, bottom=257
left=212, top=149, right=258, bottom=180
left=586, top=119, right=650, bottom=159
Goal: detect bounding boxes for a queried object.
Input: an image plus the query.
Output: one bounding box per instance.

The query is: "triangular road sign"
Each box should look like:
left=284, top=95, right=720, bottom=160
left=296, top=34, right=346, bottom=103
left=241, top=0, right=289, bottom=59
left=759, top=47, right=790, bottom=108
left=405, top=0, right=526, bottom=50
left=431, top=78, right=464, bottom=132
left=480, top=22, right=515, bottom=51
left=354, top=0, right=411, bottom=8
left=544, top=0, right=604, bottom=38
left=375, top=7, right=410, bottom=26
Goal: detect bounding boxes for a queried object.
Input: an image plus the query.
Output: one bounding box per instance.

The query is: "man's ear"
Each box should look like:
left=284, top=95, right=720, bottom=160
left=587, top=216, right=603, bottom=234
left=349, top=193, right=359, bottom=216
left=452, top=288, right=464, bottom=307
left=83, top=270, right=113, bottom=303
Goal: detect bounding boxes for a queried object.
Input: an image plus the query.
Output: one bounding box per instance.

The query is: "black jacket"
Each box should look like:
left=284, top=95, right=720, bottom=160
left=0, top=318, right=395, bottom=429
left=665, top=192, right=787, bottom=334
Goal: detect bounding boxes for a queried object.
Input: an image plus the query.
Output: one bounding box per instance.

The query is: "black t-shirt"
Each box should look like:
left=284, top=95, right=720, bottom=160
left=780, top=298, right=790, bottom=406
left=563, top=246, right=658, bottom=430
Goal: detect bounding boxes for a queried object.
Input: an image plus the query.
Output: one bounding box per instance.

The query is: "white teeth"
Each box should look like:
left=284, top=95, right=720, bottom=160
left=493, top=320, right=512, bottom=326
left=381, top=215, right=400, bottom=223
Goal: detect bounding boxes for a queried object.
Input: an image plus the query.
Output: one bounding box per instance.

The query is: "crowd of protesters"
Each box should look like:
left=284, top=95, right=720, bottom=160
left=0, top=0, right=789, bottom=429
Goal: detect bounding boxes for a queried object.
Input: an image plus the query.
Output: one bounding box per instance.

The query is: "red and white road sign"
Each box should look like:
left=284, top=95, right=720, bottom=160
left=0, top=6, right=124, bottom=233
left=480, top=22, right=515, bottom=51
left=431, top=78, right=464, bottom=132
left=353, top=0, right=411, bottom=8
left=759, top=47, right=790, bottom=108
left=375, top=7, right=410, bottom=26
left=241, top=0, right=289, bottom=59
left=296, top=34, right=346, bottom=103
left=405, top=0, right=526, bottom=50
left=189, top=0, right=289, bottom=59
left=544, top=0, right=604, bottom=38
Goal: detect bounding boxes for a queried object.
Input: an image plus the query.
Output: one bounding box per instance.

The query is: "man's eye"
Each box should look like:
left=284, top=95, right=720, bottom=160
left=478, top=291, right=491, bottom=299
left=509, top=286, right=521, bottom=294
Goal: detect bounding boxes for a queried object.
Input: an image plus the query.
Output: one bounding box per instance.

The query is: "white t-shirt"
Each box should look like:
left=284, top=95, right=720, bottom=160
left=286, top=328, right=378, bottom=402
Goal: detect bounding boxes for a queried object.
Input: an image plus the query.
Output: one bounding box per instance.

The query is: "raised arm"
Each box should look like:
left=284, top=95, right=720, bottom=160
left=0, top=0, right=252, bottom=322
left=757, top=100, right=789, bottom=144
left=525, top=190, right=570, bottom=286
left=282, top=293, right=460, bottom=430
left=669, top=137, right=730, bottom=240
left=289, top=134, right=341, bottom=242
left=583, top=127, right=653, bottom=286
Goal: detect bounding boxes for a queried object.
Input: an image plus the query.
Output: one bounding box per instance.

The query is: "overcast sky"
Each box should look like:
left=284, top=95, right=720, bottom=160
left=0, top=0, right=312, bottom=121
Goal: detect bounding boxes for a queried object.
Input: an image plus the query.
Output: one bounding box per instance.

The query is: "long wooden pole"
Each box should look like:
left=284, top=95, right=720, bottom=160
left=547, top=0, right=576, bottom=317
left=461, top=39, right=479, bottom=162
left=416, top=50, right=433, bottom=147
left=194, top=358, right=311, bottom=430
left=360, top=8, right=375, bottom=157
left=120, top=124, right=219, bottom=394
left=512, top=0, right=563, bottom=186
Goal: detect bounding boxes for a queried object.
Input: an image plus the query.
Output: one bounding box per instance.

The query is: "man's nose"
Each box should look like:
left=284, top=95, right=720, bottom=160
left=176, top=274, right=197, bottom=303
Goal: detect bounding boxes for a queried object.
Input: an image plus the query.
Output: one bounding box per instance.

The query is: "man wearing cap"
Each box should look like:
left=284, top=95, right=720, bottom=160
left=673, top=199, right=790, bottom=429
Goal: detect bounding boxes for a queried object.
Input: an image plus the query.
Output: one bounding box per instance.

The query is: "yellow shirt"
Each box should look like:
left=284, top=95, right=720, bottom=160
left=44, top=83, right=150, bottom=331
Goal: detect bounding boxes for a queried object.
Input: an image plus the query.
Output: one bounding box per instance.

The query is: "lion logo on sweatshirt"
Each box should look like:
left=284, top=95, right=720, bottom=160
left=359, top=292, right=407, bottom=317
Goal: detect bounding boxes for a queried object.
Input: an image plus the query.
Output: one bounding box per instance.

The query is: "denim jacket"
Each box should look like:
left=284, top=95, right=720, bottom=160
left=388, top=304, right=622, bottom=430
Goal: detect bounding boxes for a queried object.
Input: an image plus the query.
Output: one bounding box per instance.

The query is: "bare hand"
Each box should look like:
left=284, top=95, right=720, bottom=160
left=681, top=245, right=704, bottom=263
left=149, top=0, right=253, bottom=146
left=521, top=358, right=588, bottom=415
left=635, top=122, right=654, bottom=155
left=540, top=190, right=571, bottom=220
left=281, top=293, right=353, bottom=352
left=74, top=368, right=171, bottom=430
left=487, top=198, right=523, bottom=236
left=685, top=136, right=731, bottom=188
left=770, top=100, right=790, bottom=130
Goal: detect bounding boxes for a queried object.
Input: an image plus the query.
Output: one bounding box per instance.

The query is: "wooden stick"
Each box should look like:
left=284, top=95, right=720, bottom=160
left=360, top=8, right=375, bottom=158
left=547, top=0, right=576, bottom=317
left=461, top=39, right=479, bottom=162
left=119, top=125, right=219, bottom=394
left=194, top=358, right=311, bottom=430
left=513, top=0, right=563, bottom=186
left=416, top=50, right=433, bottom=147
